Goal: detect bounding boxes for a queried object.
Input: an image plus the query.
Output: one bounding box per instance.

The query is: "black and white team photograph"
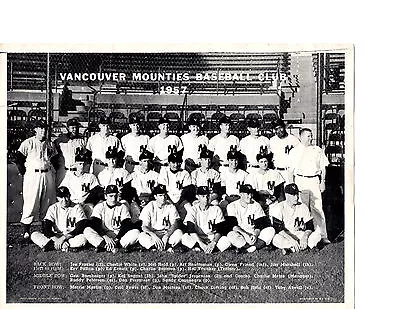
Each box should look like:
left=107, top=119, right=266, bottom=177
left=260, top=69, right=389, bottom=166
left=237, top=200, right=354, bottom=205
left=4, top=48, right=352, bottom=304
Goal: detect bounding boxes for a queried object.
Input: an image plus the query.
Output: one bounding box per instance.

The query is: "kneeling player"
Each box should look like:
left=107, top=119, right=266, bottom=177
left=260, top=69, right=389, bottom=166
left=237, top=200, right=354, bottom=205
left=227, top=184, right=275, bottom=253
left=138, top=184, right=183, bottom=252
left=270, top=183, right=321, bottom=255
left=181, top=186, right=231, bottom=253
left=31, top=187, right=87, bottom=252
left=84, top=185, right=140, bottom=253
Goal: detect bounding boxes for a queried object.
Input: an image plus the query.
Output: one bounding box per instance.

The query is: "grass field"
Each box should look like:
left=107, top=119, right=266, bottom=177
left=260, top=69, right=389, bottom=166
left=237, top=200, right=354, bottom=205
left=7, top=224, right=344, bottom=303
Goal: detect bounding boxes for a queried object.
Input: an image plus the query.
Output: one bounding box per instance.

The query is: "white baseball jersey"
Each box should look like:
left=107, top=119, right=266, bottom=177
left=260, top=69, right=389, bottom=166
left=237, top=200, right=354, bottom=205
left=91, top=201, right=131, bottom=233
left=147, top=134, right=183, bottom=163
left=191, top=168, right=221, bottom=188
left=121, top=133, right=150, bottom=162
left=98, top=168, right=132, bottom=189
left=221, top=168, right=248, bottom=196
left=287, top=144, right=330, bottom=176
left=139, top=201, right=180, bottom=233
left=269, top=201, right=313, bottom=234
left=208, top=134, right=240, bottom=162
left=181, top=133, right=209, bottom=163
left=184, top=202, right=225, bottom=238
left=18, top=137, right=56, bottom=170
left=239, top=135, right=270, bottom=165
left=245, top=169, right=284, bottom=195
left=44, top=202, right=87, bottom=234
left=227, top=199, right=266, bottom=234
left=158, top=169, right=192, bottom=203
left=269, top=134, right=299, bottom=169
left=55, top=134, right=86, bottom=168
left=130, top=169, right=159, bottom=195
left=60, top=172, right=99, bottom=204
left=86, top=133, right=123, bottom=163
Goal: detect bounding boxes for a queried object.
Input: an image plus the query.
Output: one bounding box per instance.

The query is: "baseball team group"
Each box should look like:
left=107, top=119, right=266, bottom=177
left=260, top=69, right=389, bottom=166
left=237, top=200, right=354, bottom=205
left=13, top=114, right=331, bottom=255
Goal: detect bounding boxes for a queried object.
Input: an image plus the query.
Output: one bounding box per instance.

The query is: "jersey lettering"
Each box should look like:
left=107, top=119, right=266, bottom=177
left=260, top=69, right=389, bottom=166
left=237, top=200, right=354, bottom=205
left=115, top=177, right=124, bottom=187
left=236, top=181, right=244, bottom=189
left=208, top=219, right=216, bottom=231
left=198, top=144, right=207, bottom=152
left=66, top=217, right=76, bottom=228
left=259, top=146, right=268, bottom=154
left=285, top=145, right=294, bottom=154
left=168, top=145, right=177, bottom=154
left=247, top=214, right=255, bottom=225
left=267, top=181, right=275, bottom=191
left=230, top=145, right=238, bottom=152
left=176, top=180, right=183, bottom=190
left=112, top=216, right=122, bottom=228
left=140, top=145, right=147, bottom=153
left=162, top=216, right=171, bottom=227
left=81, top=183, right=90, bottom=192
left=147, top=179, right=155, bottom=190
left=294, top=217, right=305, bottom=231
left=207, top=178, right=215, bottom=190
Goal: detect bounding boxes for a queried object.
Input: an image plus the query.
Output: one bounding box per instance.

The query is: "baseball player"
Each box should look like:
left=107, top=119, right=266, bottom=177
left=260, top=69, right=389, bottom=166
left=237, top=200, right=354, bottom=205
left=270, top=183, right=321, bottom=255
left=208, top=115, right=240, bottom=171
left=181, top=186, right=231, bottom=253
left=138, top=184, right=183, bottom=252
left=219, top=150, right=248, bottom=213
left=181, top=118, right=209, bottom=173
left=53, top=118, right=86, bottom=186
left=287, top=128, right=330, bottom=245
left=59, top=148, right=103, bottom=217
left=86, top=117, right=123, bottom=177
left=245, top=152, right=285, bottom=211
left=14, top=120, right=57, bottom=239
left=30, top=187, right=88, bottom=252
left=130, top=149, right=159, bottom=206
left=157, top=152, right=193, bottom=218
left=226, top=184, right=275, bottom=253
left=121, top=116, right=150, bottom=173
left=239, top=119, right=270, bottom=174
left=147, top=117, right=183, bottom=171
left=83, top=185, right=141, bottom=253
left=269, top=118, right=300, bottom=183
left=191, top=148, right=221, bottom=195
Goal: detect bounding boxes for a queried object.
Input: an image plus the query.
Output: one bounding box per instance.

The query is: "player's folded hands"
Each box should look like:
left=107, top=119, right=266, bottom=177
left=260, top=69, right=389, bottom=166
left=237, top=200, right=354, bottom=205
left=54, top=237, right=66, bottom=250
left=153, top=236, right=164, bottom=251
left=103, top=235, right=116, bottom=251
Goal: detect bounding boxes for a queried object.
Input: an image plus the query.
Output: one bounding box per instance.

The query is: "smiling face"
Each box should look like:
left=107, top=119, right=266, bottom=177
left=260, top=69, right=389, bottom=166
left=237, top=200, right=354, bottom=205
left=220, top=122, right=230, bottom=134
left=73, top=161, right=85, bottom=174
left=189, top=124, right=200, bottom=135
left=154, top=193, right=166, bottom=206
left=240, top=192, right=252, bottom=204
left=169, top=160, right=180, bottom=172
left=200, top=157, right=211, bottom=169
left=129, top=123, right=139, bottom=135
left=106, top=157, right=117, bottom=168
left=159, top=123, right=169, bottom=135
left=105, top=192, right=119, bottom=206
left=258, top=158, right=269, bottom=171
left=34, top=127, right=47, bottom=140
left=68, top=125, right=79, bottom=137
left=274, top=125, right=287, bottom=139
left=99, top=123, right=110, bottom=135
left=248, top=126, right=259, bottom=136
left=286, top=193, right=299, bottom=206
left=57, top=195, right=71, bottom=208
left=197, top=194, right=209, bottom=210
left=300, top=130, right=313, bottom=146
left=228, top=158, right=238, bottom=169
left=139, top=158, right=150, bottom=171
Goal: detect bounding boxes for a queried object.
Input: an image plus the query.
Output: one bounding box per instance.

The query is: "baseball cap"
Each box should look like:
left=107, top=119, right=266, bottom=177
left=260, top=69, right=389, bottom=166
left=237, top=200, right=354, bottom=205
left=158, top=117, right=170, bottom=125
left=33, top=120, right=48, bottom=129
left=227, top=150, right=240, bottom=160
left=272, top=118, right=286, bottom=128
left=187, top=117, right=201, bottom=127
left=218, top=115, right=230, bottom=125
left=197, top=186, right=210, bottom=196
left=98, top=117, right=111, bottom=125
left=128, top=116, right=141, bottom=124
left=105, top=147, right=118, bottom=159
left=284, top=183, right=299, bottom=195
left=139, top=149, right=154, bottom=161
left=247, top=118, right=261, bottom=128
left=56, top=186, right=71, bottom=198
left=200, top=149, right=213, bottom=159
left=256, top=152, right=273, bottom=162
left=152, top=184, right=167, bottom=195
left=105, top=185, right=119, bottom=195
left=168, top=152, right=183, bottom=163
left=67, top=118, right=81, bottom=127
left=239, top=184, right=254, bottom=194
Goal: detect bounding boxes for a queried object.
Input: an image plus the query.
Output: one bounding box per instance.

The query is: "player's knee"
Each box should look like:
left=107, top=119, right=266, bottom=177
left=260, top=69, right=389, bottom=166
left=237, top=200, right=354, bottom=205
left=138, top=232, right=152, bottom=249
left=227, top=231, right=246, bottom=248
left=308, top=231, right=322, bottom=248
left=217, top=236, right=231, bottom=252
left=181, top=233, right=196, bottom=248
left=259, top=227, right=275, bottom=245
left=169, top=229, right=183, bottom=246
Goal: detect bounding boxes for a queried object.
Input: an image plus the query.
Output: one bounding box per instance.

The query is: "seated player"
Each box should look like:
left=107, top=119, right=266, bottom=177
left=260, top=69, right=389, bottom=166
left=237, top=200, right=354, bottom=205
left=60, top=148, right=103, bottom=217
left=219, top=150, right=248, bottom=213
left=157, top=152, right=193, bottom=218
left=226, top=184, right=275, bottom=253
left=245, top=152, right=285, bottom=211
left=181, top=186, right=231, bottom=253
left=270, top=183, right=321, bottom=255
left=31, top=187, right=87, bottom=252
left=191, top=149, right=221, bottom=194
left=138, top=184, right=183, bottom=252
left=84, top=185, right=141, bottom=253
left=130, top=149, right=159, bottom=207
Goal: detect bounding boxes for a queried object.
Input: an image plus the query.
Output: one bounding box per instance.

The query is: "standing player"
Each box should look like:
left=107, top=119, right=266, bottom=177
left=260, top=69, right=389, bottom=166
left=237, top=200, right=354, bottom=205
left=130, top=149, right=159, bottom=206
left=287, top=128, right=330, bottom=245
left=269, top=118, right=299, bottom=183
left=245, top=152, right=285, bottom=211
left=138, top=184, right=183, bottom=252
left=181, top=186, right=231, bottom=253
left=208, top=115, right=240, bottom=171
left=53, top=118, right=86, bottom=186
left=30, top=187, right=87, bottom=252
left=86, top=117, right=123, bottom=177
left=191, top=148, right=221, bottom=195
left=14, top=120, right=57, bottom=239
left=181, top=118, right=209, bottom=173
left=121, top=116, right=150, bottom=173
left=147, top=117, right=183, bottom=171
left=239, top=119, right=270, bottom=174
left=270, top=183, right=321, bottom=255
left=83, top=185, right=141, bottom=253
left=226, top=184, right=275, bottom=253
left=59, top=148, right=103, bottom=217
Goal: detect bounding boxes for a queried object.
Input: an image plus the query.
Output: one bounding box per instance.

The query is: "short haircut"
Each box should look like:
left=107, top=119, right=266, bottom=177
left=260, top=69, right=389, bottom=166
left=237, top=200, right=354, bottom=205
left=299, top=128, right=312, bottom=136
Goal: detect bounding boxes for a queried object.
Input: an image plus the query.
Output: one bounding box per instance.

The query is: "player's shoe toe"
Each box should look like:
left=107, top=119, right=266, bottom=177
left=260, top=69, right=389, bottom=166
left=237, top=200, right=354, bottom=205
left=246, top=246, right=257, bottom=253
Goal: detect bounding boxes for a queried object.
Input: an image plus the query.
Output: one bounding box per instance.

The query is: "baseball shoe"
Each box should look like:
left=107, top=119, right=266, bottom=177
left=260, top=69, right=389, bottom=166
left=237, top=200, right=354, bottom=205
left=281, top=248, right=290, bottom=256
left=68, top=247, right=81, bottom=253
left=235, top=247, right=248, bottom=254
left=61, top=242, right=70, bottom=252
left=192, top=247, right=201, bottom=252
left=110, top=248, right=119, bottom=254
left=308, top=246, right=320, bottom=253
left=174, top=244, right=189, bottom=254
left=320, top=238, right=331, bottom=245
left=42, top=240, right=54, bottom=252
left=166, top=247, right=174, bottom=253
left=246, top=246, right=257, bottom=253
